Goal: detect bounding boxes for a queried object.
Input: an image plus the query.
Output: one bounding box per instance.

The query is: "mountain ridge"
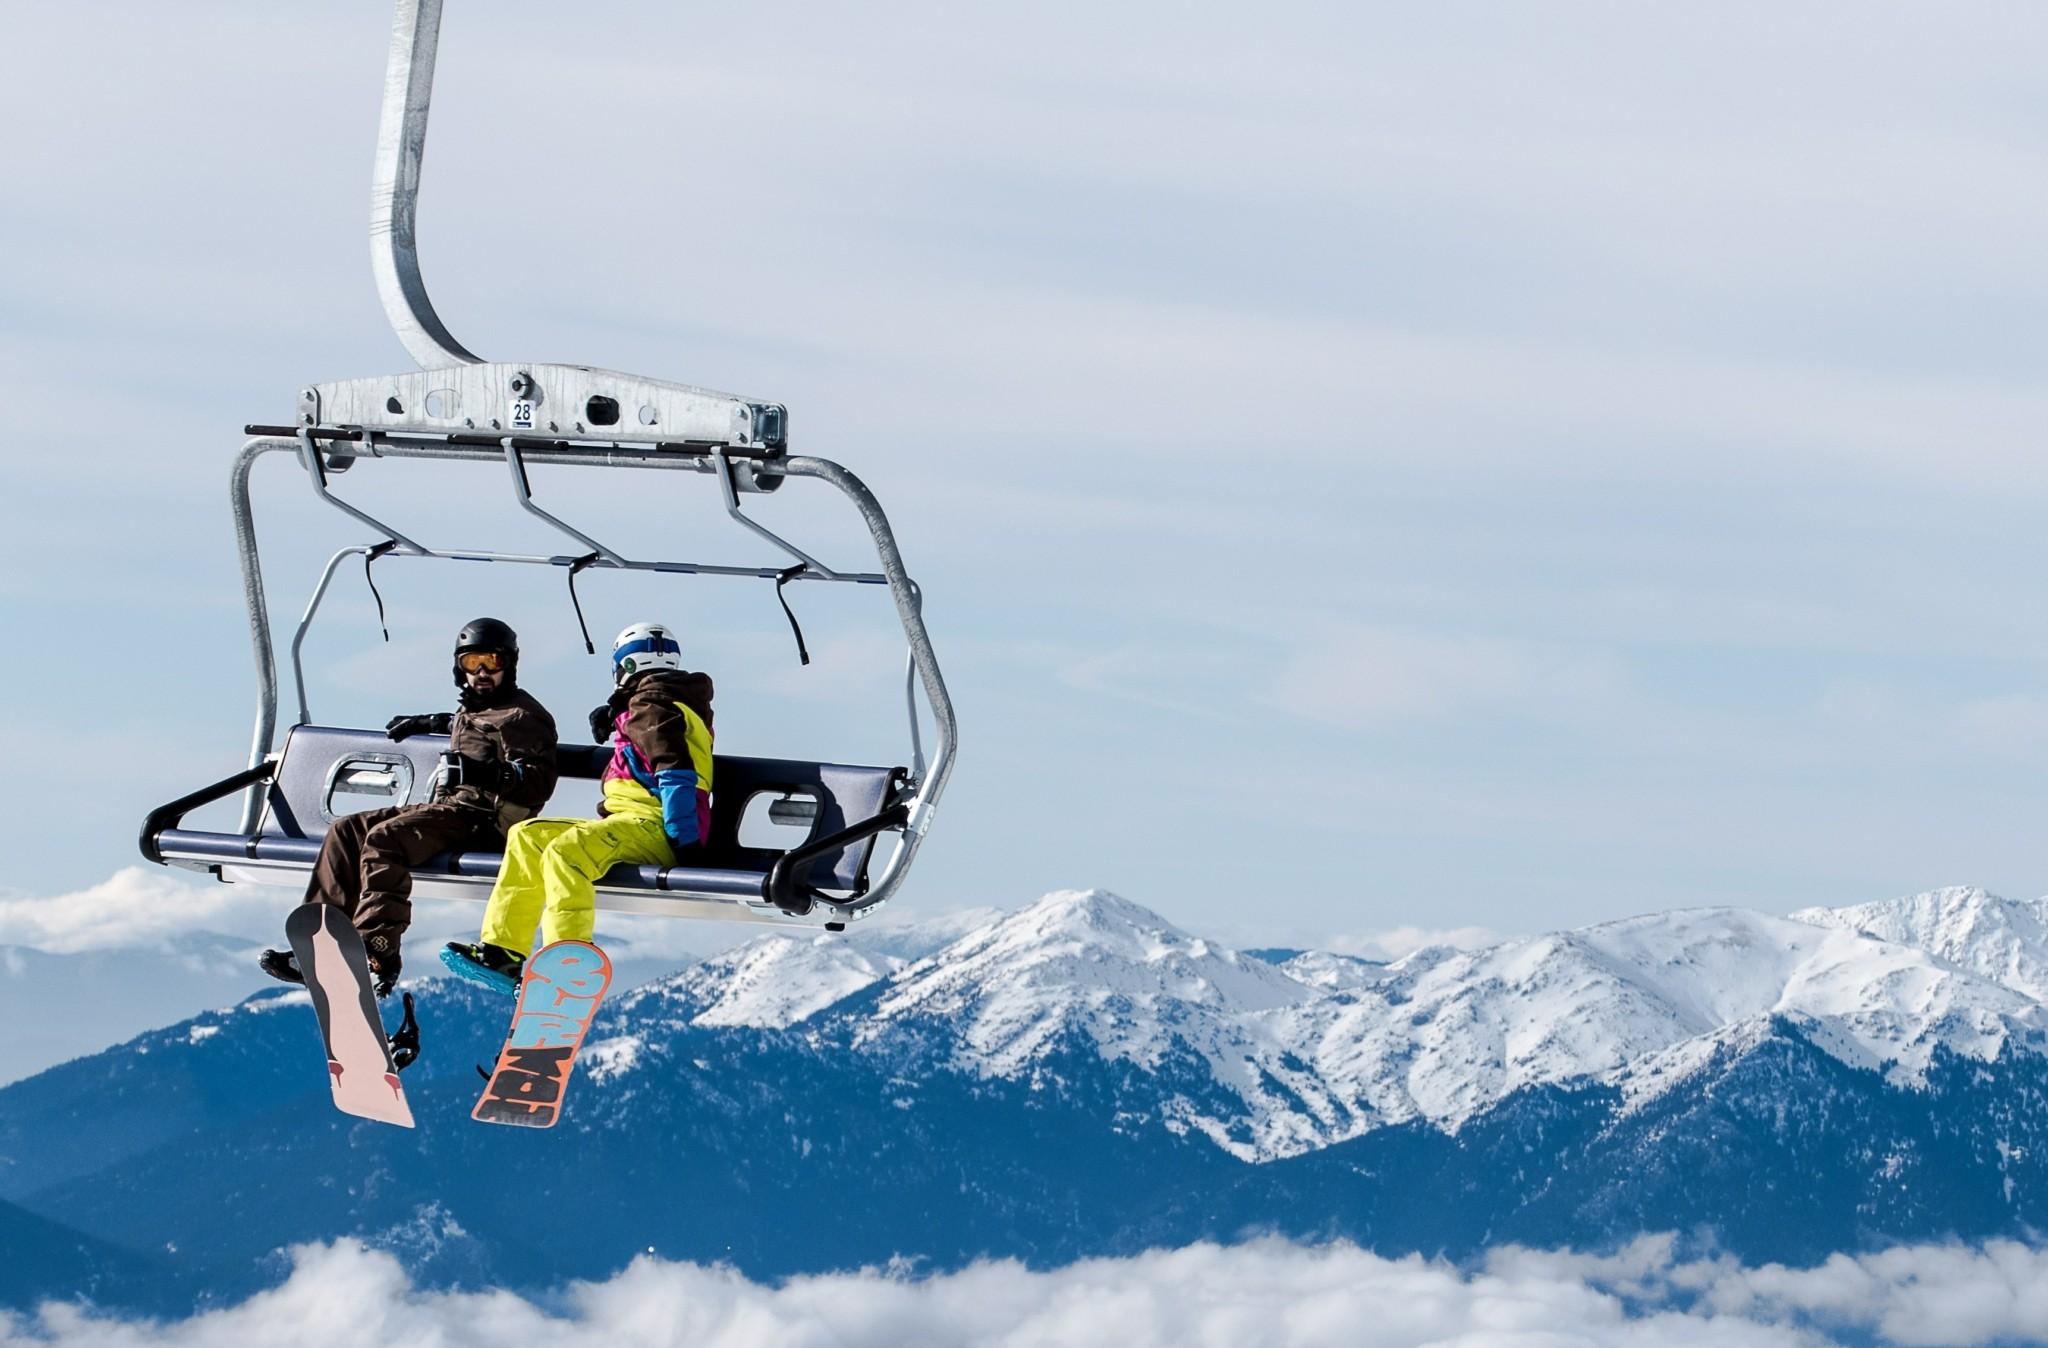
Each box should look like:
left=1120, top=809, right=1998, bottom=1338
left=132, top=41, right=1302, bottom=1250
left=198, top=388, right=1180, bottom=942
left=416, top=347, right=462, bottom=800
left=6, top=882, right=2048, bottom=1310
left=586, top=884, right=2048, bottom=1160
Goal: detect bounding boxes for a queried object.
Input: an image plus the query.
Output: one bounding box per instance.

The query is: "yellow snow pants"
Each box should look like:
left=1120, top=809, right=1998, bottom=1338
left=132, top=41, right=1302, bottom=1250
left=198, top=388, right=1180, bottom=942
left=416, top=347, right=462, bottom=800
left=478, top=815, right=674, bottom=955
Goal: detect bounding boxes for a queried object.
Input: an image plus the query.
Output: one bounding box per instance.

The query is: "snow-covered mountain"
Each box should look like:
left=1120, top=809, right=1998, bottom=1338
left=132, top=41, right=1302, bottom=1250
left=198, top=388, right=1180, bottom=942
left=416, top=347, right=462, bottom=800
left=620, top=934, right=878, bottom=1028
left=600, top=906, right=1001, bottom=1030
left=1273, top=900, right=2047, bottom=1143
left=9, top=882, right=2048, bottom=1309
left=1269, top=949, right=1388, bottom=993
left=576, top=884, right=2048, bottom=1162
left=584, top=909, right=1001, bottom=1080
left=1792, top=885, right=2048, bottom=1004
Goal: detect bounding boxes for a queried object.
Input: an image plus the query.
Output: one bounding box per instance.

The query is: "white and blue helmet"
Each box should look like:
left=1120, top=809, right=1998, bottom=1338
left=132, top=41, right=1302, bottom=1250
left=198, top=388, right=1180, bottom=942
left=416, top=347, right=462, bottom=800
left=612, top=621, right=683, bottom=684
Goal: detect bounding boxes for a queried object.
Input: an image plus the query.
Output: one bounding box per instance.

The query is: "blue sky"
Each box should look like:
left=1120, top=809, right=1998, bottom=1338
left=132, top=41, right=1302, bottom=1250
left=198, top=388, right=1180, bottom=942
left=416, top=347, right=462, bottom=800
left=3, top=0, right=2046, bottom=952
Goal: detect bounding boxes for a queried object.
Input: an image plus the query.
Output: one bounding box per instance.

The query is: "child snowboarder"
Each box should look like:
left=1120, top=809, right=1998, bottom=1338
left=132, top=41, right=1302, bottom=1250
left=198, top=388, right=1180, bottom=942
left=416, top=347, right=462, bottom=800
left=442, top=621, right=713, bottom=991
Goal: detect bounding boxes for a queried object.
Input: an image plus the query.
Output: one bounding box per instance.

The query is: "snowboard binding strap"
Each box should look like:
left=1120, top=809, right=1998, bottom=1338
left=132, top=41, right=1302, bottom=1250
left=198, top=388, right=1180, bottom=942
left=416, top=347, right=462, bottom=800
left=388, top=992, right=421, bottom=1072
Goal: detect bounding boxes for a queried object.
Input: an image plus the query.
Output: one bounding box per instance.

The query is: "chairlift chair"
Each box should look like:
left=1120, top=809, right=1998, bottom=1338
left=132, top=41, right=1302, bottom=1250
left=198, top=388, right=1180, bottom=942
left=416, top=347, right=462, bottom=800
left=138, top=0, right=956, bottom=928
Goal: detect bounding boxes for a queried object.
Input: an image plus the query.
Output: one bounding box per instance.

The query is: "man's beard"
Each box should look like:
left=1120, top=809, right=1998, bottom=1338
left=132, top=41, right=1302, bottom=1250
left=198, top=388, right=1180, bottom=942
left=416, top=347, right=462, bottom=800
left=460, top=675, right=511, bottom=708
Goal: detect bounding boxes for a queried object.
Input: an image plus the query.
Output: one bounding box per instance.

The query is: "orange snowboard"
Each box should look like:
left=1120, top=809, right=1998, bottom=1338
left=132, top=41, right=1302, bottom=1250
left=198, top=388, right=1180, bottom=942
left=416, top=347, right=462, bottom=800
left=472, top=940, right=612, bottom=1128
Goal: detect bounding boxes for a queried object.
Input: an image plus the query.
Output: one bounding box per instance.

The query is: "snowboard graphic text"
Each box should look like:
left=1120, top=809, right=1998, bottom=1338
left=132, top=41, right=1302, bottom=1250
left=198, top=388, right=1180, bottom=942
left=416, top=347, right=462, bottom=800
left=474, top=941, right=611, bottom=1127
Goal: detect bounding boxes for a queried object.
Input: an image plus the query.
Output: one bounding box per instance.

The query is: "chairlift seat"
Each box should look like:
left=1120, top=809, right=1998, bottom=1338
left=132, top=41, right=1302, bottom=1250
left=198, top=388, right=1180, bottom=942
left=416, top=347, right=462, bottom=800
left=148, top=725, right=906, bottom=923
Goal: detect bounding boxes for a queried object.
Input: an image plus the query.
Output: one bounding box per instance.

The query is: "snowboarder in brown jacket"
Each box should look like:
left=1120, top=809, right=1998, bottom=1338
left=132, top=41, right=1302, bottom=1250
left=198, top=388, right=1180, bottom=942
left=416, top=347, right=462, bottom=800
left=259, top=618, right=559, bottom=996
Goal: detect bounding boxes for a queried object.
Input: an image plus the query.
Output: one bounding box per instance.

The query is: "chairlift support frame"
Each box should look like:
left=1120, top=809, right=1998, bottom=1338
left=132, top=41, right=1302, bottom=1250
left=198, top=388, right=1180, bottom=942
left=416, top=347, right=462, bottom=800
left=141, top=0, right=956, bottom=926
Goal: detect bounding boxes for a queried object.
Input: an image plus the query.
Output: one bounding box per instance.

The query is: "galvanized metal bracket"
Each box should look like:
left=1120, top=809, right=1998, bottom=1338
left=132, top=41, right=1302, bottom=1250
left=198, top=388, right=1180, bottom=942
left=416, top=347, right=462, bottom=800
left=298, top=363, right=786, bottom=456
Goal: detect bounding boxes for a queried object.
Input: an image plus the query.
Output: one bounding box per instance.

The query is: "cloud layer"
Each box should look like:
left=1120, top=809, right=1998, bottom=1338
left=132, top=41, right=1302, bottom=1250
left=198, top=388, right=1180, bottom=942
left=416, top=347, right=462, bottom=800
left=0, top=866, right=981, bottom=968
left=1327, top=923, right=1507, bottom=962
left=8, top=1235, right=2048, bottom=1348
left=0, top=869, right=279, bottom=956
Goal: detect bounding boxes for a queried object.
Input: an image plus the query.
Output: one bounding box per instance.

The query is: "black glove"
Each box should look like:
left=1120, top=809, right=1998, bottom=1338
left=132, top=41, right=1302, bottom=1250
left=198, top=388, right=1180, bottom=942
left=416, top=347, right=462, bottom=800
left=386, top=712, right=452, bottom=741
left=589, top=703, right=616, bottom=744
left=364, top=939, right=401, bottom=998
left=455, top=752, right=505, bottom=791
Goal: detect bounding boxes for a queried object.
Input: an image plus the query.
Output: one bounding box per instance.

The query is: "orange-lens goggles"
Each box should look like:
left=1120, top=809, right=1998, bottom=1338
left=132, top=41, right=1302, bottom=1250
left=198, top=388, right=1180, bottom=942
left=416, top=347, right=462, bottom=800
left=457, top=651, right=506, bottom=674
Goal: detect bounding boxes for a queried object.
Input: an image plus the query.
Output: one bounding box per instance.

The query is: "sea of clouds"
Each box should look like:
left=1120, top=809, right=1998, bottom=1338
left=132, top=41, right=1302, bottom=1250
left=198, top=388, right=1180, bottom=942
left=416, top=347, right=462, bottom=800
left=8, top=1235, right=2048, bottom=1347
left=0, top=868, right=713, bottom=962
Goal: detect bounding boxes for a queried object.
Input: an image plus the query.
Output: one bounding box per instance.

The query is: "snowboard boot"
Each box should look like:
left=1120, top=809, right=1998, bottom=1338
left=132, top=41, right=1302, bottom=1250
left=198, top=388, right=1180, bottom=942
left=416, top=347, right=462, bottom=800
left=258, top=948, right=304, bottom=985
left=440, top=940, right=525, bottom=996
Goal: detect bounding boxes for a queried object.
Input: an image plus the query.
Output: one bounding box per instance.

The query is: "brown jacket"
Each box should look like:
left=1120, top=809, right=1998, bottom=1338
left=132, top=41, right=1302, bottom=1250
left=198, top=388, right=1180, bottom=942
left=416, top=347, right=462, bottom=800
left=595, top=669, right=715, bottom=826
left=437, top=686, right=560, bottom=829
left=617, top=670, right=715, bottom=773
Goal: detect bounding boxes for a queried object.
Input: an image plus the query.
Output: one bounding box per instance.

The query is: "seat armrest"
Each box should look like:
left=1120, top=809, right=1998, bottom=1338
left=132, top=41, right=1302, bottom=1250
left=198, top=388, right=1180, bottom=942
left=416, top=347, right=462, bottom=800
left=140, top=761, right=277, bottom=865
left=764, top=802, right=910, bottom=916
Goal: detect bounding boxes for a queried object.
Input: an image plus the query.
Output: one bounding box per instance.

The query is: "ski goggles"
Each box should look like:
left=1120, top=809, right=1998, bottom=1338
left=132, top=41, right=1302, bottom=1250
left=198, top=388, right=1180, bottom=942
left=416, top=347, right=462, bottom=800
left=457, top=650, right=507, bottom=674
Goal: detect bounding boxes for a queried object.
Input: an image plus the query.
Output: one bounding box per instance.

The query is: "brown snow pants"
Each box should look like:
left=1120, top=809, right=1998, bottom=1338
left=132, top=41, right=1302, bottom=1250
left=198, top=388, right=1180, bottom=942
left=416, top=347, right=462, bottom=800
left=304, top=802, right=500, bottom=971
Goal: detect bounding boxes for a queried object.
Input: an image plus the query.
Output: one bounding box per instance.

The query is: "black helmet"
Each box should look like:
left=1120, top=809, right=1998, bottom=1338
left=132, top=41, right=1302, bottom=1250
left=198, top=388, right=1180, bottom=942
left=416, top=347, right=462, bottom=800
left=453, top=617, right=519, bottom=688
left=456, top=617, right=519, bottom=658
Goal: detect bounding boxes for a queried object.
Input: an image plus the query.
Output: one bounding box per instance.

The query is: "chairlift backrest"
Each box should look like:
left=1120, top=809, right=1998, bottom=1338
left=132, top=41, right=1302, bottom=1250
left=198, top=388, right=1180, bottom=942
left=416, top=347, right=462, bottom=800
left=275, top=726, right=904, bottom=896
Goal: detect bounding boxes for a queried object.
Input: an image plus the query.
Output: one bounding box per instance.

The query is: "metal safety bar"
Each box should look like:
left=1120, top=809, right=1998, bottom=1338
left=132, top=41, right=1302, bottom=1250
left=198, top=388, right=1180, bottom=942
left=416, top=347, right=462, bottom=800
left=295, top=432, right=427, bottom=555
left=712, top=447, right=837, bottom=579
left=503, top=439, right=628, bottom=566
left=290, top=545, right=379, bottom=727
left=902, top=582, right=928, bottom=783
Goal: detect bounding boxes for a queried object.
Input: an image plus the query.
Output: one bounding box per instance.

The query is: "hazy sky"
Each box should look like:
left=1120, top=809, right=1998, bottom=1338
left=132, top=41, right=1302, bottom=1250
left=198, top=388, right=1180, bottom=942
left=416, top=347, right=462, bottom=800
left=3, top=0, right=2045, bottom=950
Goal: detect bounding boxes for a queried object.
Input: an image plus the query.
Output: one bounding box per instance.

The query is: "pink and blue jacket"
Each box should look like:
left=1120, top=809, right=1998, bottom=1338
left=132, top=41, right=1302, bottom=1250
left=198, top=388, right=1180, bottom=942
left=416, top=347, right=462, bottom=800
left=595, top=669, right=715, bottom=854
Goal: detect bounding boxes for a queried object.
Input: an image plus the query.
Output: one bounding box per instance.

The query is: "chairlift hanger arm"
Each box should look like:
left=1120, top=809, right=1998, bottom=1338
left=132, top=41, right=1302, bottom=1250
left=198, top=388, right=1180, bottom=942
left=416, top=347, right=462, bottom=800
left=372, top=0, right=479, bottom=369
